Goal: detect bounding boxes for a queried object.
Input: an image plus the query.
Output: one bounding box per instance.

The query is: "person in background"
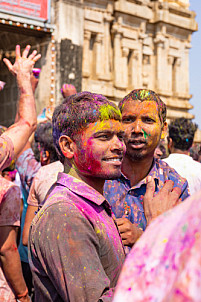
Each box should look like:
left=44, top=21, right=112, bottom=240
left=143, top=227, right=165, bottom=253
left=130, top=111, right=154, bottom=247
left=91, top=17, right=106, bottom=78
left=0, top=44, right=40, bottom=302
left=190, top=143, right=201, bottom=163
left=154, top=139, right=167, bottom=159
left=22, top=122, right=64, bottom=246
left=16, top=122, right=58, bottom=296
left=163, top=118, right=201, bottom=195
left=0, top=45, right=40, bottom=172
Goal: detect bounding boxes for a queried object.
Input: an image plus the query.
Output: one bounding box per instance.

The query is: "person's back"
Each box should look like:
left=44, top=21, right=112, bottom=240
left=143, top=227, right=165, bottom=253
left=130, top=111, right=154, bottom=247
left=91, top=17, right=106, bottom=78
left=164, top=118, right=201, bottom=195
left=0, top=175, right=30, bottom=301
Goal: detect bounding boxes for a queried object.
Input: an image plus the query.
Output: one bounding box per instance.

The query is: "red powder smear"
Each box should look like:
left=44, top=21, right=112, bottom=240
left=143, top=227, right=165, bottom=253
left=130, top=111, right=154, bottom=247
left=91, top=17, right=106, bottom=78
left=12, top=244, right=18, bottom=251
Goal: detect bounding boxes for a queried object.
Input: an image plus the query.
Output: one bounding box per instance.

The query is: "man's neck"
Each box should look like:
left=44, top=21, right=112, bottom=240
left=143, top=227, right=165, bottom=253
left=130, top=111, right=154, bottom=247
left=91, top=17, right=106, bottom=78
left=170, top=148, right=189, bottom=156
left=64, top=162, right=104, bottom=195
left=121, top=155, right=154, bottom=187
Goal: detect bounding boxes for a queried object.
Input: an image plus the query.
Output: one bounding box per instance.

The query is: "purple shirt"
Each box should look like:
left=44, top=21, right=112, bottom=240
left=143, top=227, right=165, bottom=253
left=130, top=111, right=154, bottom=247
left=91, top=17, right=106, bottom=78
left=104, top=158, right=190, bottom=230
left=29, top=172, right=125, bottom=302
left=0, top=136, right=14, bottom=172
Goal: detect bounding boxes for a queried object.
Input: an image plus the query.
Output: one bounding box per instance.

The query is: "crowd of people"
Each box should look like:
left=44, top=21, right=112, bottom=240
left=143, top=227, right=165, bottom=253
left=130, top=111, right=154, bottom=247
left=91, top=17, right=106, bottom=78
left=0, top=45, right=201, bottom=302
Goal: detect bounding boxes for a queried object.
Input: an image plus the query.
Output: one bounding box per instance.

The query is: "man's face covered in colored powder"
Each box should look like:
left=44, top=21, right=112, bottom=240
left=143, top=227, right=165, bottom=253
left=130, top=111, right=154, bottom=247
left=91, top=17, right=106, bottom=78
left=121, top=99, right=166, bottom=161
left=73, top=119, right=126, bottom=180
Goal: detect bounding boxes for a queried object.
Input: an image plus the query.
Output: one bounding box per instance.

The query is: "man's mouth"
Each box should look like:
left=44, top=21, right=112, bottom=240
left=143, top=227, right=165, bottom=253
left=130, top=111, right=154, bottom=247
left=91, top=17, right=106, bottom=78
left=103, top=156, right=123, bottom=164
left=128, top=139, right=146, bottom=149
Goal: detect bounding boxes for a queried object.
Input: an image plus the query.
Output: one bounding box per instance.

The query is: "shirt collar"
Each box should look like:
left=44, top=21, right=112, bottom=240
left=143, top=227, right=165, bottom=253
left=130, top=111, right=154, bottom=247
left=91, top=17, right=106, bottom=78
left=57, top=172, right=106, bottom=206
left=119, top=158, right=159, bottom=189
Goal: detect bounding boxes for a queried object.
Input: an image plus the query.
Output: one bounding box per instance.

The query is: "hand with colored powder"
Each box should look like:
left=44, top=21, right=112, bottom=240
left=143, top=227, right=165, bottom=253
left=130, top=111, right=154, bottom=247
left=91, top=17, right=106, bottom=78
left=61, top=83, right=77, bottom=98
left=143, top=176, right=181, bottom=226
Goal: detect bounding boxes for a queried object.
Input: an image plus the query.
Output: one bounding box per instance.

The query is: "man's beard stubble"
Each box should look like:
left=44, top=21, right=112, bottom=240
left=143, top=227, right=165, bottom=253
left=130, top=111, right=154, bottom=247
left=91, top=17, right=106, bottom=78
left=125, top=149, right=145, bottom=161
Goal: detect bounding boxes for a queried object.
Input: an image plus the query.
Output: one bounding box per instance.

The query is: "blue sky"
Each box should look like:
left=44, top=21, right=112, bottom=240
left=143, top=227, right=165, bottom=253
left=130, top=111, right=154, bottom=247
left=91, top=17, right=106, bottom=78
left=189, top=1, right=201, bottom=128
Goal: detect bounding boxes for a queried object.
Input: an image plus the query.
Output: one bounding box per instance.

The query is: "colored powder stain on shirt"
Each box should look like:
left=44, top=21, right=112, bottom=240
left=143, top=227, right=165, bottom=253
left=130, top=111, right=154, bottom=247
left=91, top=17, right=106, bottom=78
left=57, top=234, right=60, bottom=239
left=182, top=224, right=188, bottom=233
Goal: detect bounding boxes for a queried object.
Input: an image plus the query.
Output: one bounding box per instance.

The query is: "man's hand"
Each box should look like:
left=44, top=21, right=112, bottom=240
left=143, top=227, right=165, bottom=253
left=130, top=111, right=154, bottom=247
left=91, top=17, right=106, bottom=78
left=143, top=176, right=181, bottom=227
left=116, top=218, right=143, bottom=247
left=3, top=45, right=41, bottom=77
left=61, top=83, right=77, bottom=98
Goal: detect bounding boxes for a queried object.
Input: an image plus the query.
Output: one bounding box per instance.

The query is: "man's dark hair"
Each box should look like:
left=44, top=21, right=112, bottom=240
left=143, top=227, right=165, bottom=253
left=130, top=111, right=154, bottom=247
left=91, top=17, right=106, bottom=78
left=52, top=91, right=121, bottom=163
left=168, top=118, right=198, bottom=151
left=34, top=121, right=58, bottom=163
left=119, top=89, right=166, bottom=125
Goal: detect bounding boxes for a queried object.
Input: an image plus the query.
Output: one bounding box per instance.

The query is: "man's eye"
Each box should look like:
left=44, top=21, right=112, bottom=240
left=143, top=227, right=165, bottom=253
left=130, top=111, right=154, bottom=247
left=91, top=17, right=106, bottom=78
left=144, top=117, right=154, bottom=123
left=97, top=134, right=109, bottom=140
left=118, top=134, right=125, bottom=141
left=122, top=117, right=133, bottom=123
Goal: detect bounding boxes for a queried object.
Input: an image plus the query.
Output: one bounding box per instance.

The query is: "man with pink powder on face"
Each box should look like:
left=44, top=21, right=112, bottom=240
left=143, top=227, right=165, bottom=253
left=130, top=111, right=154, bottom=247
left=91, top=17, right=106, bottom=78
left=28, top=92, right=126, bottom=301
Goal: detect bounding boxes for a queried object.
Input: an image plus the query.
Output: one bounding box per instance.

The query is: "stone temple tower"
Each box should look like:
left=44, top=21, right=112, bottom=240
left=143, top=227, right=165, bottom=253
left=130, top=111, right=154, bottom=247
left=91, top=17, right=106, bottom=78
left=82, top=0, right=197, bottom=125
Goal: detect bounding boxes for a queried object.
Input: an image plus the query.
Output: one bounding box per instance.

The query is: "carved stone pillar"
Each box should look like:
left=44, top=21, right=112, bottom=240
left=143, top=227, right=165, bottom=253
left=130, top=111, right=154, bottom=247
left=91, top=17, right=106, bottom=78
left=83, top=30, right=91, bottom=77
left=94, top=33, right=103, bottom=78
left=183, top=43, right=191, bottom=94
left=154, top=34, right=166, bottom=92
left=112, top=23, right=123, bottom=88
left=102, top=13, right=113, bottom=79
left=122, top=46, right=129, bottom=88
left=167, top=55, right=174, bottom=93
left=174, top=57, right=181, bottom=95
left=128, top=50, right=141, bottom=89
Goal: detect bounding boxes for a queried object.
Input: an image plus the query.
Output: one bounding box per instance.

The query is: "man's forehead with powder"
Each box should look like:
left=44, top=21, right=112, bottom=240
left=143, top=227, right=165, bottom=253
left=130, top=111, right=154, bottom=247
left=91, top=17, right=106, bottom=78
left=119, top=89, right=166, bottom=125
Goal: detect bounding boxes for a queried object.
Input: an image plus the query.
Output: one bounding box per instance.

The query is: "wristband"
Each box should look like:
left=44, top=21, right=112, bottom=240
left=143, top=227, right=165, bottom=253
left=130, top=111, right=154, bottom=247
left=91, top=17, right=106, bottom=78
left=16, top=287, right=28, bottom=299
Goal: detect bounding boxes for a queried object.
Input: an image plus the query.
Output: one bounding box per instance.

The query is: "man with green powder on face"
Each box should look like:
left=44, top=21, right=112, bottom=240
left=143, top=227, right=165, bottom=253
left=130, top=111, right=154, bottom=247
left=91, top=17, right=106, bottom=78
left=104, top=89, right=190, bottom=249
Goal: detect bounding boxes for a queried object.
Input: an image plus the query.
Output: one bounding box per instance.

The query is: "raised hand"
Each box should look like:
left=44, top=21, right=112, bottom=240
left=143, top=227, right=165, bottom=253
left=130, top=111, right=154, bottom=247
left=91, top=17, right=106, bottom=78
left=61, top=83, right=77, bottom=98
left=3, top=45, right=41, bottom=76
left=143, top=176, right=181, bottom=227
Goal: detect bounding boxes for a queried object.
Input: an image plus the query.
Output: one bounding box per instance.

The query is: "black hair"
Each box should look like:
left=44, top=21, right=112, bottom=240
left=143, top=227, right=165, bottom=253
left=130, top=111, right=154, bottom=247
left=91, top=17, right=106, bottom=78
left=168, top=118, right=198, bottom=151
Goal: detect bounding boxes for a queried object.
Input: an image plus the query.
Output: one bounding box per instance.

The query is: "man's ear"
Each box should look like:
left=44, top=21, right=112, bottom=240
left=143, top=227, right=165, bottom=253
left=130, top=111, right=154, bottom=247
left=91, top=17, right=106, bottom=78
left=59, top=136, right=76, bottom=159
left=167, top=137, right=173, bottom=151
left=161, top=122, right=168, bottom=139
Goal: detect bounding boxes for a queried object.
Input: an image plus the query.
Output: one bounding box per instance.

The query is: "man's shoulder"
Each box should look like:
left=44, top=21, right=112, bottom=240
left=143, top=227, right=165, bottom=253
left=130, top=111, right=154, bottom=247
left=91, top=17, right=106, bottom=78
left=35, top=161, right=63, bottom=182
left=0, top=175, right=20, bottom=202
left=35, top=183, right=85, bottom=217
left=0, top=135, right=14, bottom=171
left=155, top=158, right=187, bottom=185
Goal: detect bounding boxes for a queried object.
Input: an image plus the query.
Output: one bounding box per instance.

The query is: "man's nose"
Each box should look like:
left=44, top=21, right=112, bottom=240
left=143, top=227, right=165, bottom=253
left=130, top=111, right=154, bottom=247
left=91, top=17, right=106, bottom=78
left=112, top=136, right=125, bottom=151
left=131, top=120, right=142, bottom=133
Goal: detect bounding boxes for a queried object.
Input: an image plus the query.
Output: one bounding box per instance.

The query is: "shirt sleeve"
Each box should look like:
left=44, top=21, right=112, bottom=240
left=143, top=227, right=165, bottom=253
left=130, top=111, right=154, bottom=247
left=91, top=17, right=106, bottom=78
left=167, top=167, right=190, bottom=201
left=0, top=136, right=14, bottom=172
left=0, top=185, right=21, bottom=227
left=27, top=177, right=39, bottom=207
left=16, top=148, right=41, bottom=193
left=179, top=179, right=190, bottom=201
left=30, top=203, right=115, bottom=302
